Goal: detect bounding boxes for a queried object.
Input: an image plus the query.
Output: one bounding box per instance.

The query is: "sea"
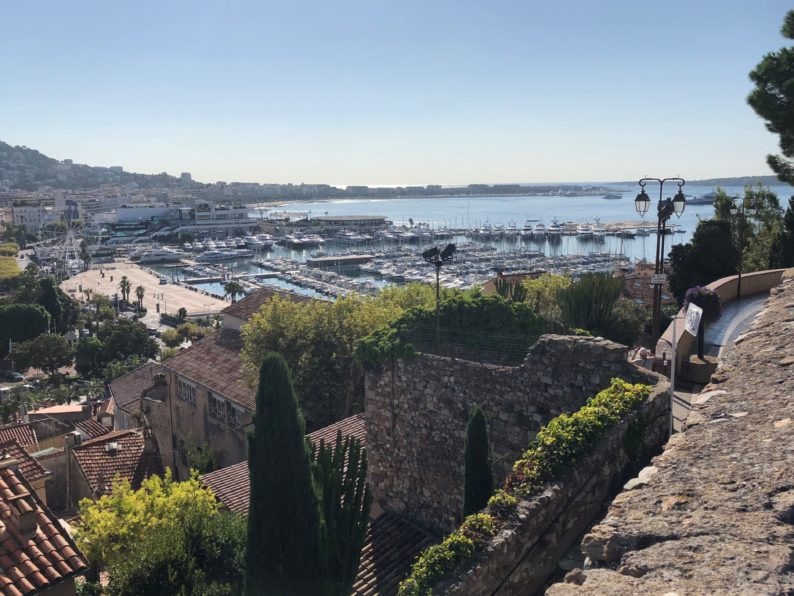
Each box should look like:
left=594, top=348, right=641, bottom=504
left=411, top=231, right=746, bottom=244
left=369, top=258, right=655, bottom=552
left=150, top=183, right=793, bottom=298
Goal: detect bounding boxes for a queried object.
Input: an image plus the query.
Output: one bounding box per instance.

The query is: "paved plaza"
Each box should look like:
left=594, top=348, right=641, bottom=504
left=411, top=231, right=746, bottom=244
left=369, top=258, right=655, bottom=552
left=61, top=263, right=228, bottom=329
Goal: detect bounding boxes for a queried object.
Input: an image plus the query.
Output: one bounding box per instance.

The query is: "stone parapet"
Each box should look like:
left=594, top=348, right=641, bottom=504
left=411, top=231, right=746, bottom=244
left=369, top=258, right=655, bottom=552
left=365, top=334, right=656, bottom=534
left=548, top=270, right=794, bottom=595
left=435, top=382, right=670, bottom=595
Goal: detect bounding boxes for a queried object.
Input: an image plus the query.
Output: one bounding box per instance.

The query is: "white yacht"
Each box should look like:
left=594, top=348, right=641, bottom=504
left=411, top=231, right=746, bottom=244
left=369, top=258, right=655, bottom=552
left=129, top=247, right=187, bottom=263
left=592, top=219, right=606, bottom=241
left=547, top=218, right=563, bottom=237
left=576, top=223, right=593, bottom=238
left=532, top=222, right=547, bottom=238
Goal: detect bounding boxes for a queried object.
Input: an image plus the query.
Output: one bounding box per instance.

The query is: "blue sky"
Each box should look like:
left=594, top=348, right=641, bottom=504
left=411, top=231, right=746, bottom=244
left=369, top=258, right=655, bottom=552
left=1, top=1, right=791, bottom=185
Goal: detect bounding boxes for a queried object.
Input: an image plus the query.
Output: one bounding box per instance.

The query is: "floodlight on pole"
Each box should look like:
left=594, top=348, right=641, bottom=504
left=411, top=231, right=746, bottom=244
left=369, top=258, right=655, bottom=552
left=422, top=243, right=457, bottom=348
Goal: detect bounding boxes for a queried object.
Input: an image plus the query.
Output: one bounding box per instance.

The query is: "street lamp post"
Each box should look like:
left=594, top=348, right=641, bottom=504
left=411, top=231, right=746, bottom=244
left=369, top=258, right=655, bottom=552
left=634, top=177, right=687, bottom=347
left=422, top=243, right=457, bottom=347
left=729, top=196, right=757, bottom=300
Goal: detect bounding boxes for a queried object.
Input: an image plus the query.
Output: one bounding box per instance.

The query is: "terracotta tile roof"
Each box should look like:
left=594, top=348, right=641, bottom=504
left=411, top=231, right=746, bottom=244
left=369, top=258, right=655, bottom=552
left=0, top=423, right=38, bottom=451
left=0, top=466, right=88, bottom=594
left=0, top=440, right=49, bottom=483
left=622, top=264, right=677, bottom=309
left=201, top=413, right=366, bottom=514
left=221, top=287, right=314, bottom=322
left=352, top=512, right=436, bottom=596
left=108, top=361, right=163, bottom=414
left=200, top=460, right=249, bottom=514
left=71, top=430, right=163, bottom=496
left=307, top=411, right=366, bottom=447
left=164, top=329, right=255, bottom=411
left=74, top=419, right=111, bottom=440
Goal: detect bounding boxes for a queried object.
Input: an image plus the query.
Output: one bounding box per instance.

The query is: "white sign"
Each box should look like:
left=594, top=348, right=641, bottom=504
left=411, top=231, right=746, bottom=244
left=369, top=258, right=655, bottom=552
left=650, top=274, right=667, bottom=286
left=684, top=303, right=703, bottom=336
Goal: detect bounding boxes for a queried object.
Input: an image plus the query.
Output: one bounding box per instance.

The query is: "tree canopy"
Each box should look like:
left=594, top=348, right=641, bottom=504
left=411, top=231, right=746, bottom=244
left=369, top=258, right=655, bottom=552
left=668, top=219, right=739, bottom=304
left=748, top=9, right=794, bottom=184
left=75, top=470, right=244, bottom=595
left=0, top=303, right=49, bottom=356
left=13, top=333, right=73, bottom=378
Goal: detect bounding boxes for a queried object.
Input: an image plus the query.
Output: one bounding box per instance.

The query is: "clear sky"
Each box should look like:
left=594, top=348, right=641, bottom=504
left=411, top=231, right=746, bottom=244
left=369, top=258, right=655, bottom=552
left=1, top=1, right=791, bottom=186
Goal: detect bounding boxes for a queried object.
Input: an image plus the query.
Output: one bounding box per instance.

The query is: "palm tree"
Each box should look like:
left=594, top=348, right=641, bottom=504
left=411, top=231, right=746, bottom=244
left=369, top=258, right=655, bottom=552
left=119, top=276, right=131, bottom=304
left=224, top=280, right=245, bottom=303
left=135, top=285, right=145, bottom=310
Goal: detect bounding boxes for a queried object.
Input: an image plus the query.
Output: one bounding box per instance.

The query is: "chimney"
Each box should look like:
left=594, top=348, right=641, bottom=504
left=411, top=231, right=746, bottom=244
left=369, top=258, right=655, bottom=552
left=64, top=431, right=81, bottom=511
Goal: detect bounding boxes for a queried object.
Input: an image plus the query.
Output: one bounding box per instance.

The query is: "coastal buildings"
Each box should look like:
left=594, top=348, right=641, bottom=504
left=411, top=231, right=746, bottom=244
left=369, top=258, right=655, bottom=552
left=107, top=287, right=314, bottom=479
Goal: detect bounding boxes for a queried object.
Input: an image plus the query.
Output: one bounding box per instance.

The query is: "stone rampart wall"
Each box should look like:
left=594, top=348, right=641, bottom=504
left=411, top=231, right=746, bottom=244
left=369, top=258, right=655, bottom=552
left=365, top=335, right=655, bottom=533
left=547, top=270, right=794, bottom=595
left=438, top=383, right=670, bottom=595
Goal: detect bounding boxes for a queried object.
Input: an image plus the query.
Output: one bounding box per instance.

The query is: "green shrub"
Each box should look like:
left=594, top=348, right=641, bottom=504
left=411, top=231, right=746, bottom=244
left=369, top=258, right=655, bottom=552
left=506, top=378, right=650, bottom=496
left=397, top=533, right=475, bottom=596
left=486, top=490, right=518, bottom=517
left=0, top=242, right=19, bottom=256
left=459, top=513, right=496, bottom=547
left=0, top=257, right=19, bottom=280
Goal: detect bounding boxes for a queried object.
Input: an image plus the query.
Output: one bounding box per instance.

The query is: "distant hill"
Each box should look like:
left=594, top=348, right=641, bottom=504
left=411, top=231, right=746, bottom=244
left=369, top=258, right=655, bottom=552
left=608, top=176, right=793, bottom=189
left=687, top=175, right=792, bottom=187
left=0, top=141, right=192, bottom=191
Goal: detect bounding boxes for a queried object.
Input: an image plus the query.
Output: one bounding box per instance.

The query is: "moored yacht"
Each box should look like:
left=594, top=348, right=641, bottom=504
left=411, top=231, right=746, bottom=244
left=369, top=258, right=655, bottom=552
left=547, top=218, right=562, bottom=237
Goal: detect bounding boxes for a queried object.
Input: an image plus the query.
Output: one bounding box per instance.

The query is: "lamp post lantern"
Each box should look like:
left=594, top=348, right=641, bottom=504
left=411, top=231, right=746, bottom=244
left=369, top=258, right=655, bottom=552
left=422, top=243, right=456, bottom=347
left=634, top=177, right=686, bottom=347
left=729, top=196, right=757, bottom=300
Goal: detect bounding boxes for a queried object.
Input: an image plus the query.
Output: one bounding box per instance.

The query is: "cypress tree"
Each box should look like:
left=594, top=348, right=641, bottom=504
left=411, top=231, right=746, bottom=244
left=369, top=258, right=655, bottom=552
left=463, top=406, right=493, bottom=517
left=311, top=431, right=373, bottom=596
left=245, top=352, right=323, bottom=595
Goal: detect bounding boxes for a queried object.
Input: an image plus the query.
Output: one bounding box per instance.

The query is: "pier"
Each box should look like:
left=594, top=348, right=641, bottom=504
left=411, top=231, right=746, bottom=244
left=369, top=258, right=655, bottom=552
left=306, top=254, right=375, bottom=268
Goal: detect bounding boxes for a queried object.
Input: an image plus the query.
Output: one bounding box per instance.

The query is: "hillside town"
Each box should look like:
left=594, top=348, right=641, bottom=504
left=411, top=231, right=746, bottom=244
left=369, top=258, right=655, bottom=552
left=1, top=4, right=794, bottom=596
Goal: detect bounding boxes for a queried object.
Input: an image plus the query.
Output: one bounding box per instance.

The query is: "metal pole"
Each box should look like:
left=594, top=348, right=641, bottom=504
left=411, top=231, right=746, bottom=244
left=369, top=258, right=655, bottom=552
left=737, top=214, right=743, bottom=300
left=670, top=316, right=677, bottom=435
left=435, top=263, right=441, bottom=349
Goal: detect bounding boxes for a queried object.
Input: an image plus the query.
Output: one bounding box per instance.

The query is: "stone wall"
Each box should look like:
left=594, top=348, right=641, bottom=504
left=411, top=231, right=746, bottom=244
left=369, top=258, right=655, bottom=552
left=436, top=382, right=670, bottom=595
left=365, top=334, right=655, bottom=533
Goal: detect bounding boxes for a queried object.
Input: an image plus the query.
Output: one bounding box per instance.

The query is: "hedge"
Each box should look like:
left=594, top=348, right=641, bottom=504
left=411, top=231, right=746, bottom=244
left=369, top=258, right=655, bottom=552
left=398, top=378, right=651, bottom=595
left=0, top=257, right=20, bottom=280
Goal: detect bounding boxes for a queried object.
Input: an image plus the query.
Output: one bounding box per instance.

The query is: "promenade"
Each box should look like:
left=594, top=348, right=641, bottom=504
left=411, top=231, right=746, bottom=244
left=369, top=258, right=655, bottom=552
left=61, top=263, right=228, bottom=329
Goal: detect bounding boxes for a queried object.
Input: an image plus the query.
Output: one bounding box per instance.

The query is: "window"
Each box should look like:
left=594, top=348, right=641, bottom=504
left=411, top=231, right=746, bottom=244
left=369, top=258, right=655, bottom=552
left=208, top=392, right=225, bottom=423
left=176, top=378, right=196, bottom=406
left=226, top=401, right=243, bottom=430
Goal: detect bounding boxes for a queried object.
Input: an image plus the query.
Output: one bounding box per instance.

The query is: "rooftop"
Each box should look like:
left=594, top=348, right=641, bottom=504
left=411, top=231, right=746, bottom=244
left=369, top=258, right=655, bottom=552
left=0, top=466, right=88, bottom=594
left=163, top=329, right=254, bottom=411
left=74, top=418, right=111, bottom=440
left=71, top=429, right=163, bottom=496
left=108, top=361, right=164, bottom=415
left=0, top=439, right=49, bottom=483
left=0, top=423, right=38, bottom=451
left=221, top=286, right=314, bottom=323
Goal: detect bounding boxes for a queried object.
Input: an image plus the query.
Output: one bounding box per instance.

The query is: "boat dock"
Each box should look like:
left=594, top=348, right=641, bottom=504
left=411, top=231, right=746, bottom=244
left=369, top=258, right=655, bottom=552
left=306, top=254, right=375, bottom=268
